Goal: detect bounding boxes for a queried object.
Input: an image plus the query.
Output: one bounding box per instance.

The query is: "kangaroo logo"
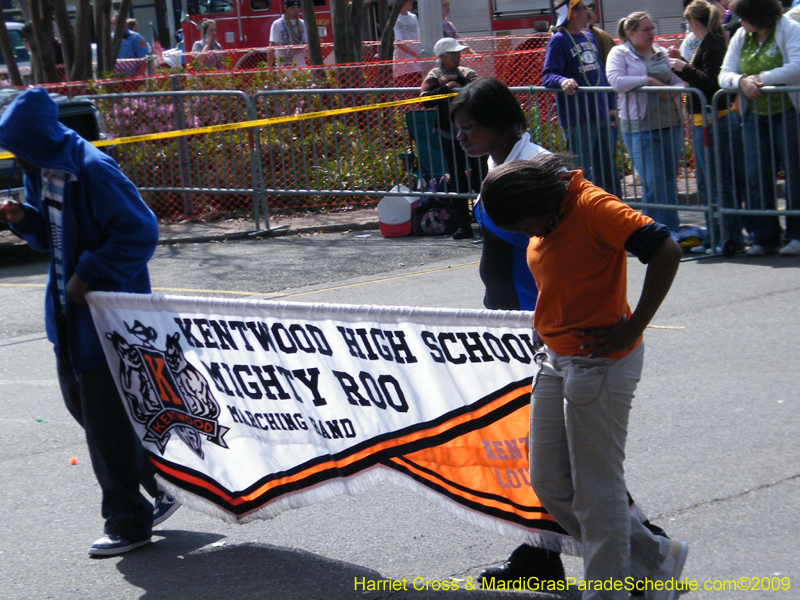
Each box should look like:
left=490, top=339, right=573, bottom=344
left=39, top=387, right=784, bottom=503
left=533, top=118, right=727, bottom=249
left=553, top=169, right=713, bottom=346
left=106, top=321, right=229, bottom=459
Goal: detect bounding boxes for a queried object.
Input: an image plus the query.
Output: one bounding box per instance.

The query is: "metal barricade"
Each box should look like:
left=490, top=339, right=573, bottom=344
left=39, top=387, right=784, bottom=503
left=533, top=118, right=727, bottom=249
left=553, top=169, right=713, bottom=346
left=79, top=85, right=719, bottom=236
left=712, top=87, right=800, bottom=252
left=82, top=90, right=259, bottom=222
left=514, top=86, right=709, bottom=239
left=250, top=87, right=489, bottom=214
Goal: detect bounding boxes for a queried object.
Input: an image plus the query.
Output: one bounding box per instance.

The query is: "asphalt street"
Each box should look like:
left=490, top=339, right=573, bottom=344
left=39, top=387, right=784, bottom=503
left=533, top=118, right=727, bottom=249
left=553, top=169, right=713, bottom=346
left=1, top=232, right=798, bottom=600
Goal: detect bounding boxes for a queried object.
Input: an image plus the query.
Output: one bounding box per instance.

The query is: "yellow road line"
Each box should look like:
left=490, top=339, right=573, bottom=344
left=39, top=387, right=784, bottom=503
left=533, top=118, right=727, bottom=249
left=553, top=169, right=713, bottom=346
left=279, top=261, right=479, bottom=297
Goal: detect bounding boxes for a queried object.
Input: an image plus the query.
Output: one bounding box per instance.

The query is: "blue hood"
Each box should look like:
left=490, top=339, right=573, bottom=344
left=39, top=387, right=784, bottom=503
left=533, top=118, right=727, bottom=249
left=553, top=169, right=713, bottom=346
left=0, top=88, right=80, bottom=175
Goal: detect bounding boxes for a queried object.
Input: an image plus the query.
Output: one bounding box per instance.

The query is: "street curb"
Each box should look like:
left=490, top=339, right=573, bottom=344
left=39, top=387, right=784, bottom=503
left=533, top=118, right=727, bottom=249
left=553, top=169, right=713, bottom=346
left=157, top=220, right=380, bottom=246
left=2, top=220, right=382, bottom=257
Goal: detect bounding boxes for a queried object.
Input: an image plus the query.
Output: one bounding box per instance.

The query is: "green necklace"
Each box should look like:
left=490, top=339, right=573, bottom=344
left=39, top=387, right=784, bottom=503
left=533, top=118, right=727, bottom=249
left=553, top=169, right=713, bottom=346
left=563, top=29, right=600, bottom=87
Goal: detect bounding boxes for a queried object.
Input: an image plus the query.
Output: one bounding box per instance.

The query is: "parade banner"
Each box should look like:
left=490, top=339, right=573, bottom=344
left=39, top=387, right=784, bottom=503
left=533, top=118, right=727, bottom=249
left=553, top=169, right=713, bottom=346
left=88, top=293, right=580, bottom=554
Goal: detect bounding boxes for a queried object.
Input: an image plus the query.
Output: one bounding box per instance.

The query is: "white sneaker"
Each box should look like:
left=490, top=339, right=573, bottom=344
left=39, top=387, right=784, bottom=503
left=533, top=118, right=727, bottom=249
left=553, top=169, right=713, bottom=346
left=779, top=239, right=800, bottom=256
left=746, top=244, right=769, bottom=256
left=689, top=245, right=707, bottom=254
left=646, top=540, right=689, bottom=600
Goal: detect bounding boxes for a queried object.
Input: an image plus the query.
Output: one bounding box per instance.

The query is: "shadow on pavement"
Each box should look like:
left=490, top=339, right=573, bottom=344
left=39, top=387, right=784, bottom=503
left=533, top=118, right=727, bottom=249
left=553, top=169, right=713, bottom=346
left=115, top=532, right=580, bottom=600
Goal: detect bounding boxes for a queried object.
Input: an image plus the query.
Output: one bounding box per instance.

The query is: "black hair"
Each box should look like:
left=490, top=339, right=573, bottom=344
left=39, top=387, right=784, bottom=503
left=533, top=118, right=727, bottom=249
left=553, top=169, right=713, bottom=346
left=480, top=154, right=573, bottom=230
left=730, top=0, right=783, bottom=31
left=449, top=77, right=527, bottom=134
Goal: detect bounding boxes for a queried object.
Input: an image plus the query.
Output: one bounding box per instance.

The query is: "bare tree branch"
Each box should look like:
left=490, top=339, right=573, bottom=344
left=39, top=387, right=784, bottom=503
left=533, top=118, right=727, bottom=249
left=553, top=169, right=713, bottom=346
left=379, top=0, right=404, bottom=62
left=301, top=0, right=323, bottom=66
left=0, top=20, right=24, bottom=86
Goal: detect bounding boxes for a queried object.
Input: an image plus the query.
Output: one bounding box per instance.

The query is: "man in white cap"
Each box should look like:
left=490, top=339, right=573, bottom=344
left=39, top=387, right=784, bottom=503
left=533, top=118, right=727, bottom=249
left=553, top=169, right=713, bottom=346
left=420, top=37, right=484, bottom=239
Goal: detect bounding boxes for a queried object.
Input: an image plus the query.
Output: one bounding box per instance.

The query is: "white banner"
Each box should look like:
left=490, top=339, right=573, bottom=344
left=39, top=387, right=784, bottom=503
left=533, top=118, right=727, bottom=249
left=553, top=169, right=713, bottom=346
left=89, top=292, right=582, bottom=554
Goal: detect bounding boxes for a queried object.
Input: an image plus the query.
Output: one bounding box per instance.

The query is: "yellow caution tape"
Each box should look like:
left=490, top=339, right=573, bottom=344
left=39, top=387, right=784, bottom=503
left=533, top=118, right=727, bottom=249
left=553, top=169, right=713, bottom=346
left=0, top=93, right=455, bottom=160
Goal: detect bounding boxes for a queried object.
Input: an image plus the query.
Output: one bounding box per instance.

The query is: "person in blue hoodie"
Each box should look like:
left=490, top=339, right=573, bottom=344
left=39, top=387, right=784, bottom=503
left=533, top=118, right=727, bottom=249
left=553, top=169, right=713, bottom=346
left=543, top=0, right=621, bottom=197
left=0, top=88, right=178, bottom=557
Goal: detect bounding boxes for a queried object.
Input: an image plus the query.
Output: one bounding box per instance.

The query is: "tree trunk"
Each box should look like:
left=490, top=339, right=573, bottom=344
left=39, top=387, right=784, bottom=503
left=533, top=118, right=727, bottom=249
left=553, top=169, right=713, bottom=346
left=70, top=0, right=93, bottom=81
left=332, top=0, right=351, bottom=64
left=111, top=0, right=134, bottom=61
left=94, top=0, right=109, bottom=74
left=376, top=0, right=387, bottom=34
left=53, top=0, right=76, bottom=79
left=378, top=0, right=403, bottom=61
left=332, top=0, right=366, bottom=64
left=30, top=0, right=60, bottom=82
left=0, top=20, right=24, bottom=86
left=347, top=0, right=364, bottom=62
left=301, top=0, right=323, bottom=66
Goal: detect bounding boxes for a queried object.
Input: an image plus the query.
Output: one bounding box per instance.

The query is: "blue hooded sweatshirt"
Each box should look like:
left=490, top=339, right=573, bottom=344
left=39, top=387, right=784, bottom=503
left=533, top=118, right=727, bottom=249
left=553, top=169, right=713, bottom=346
left=0, top=88, right=158, bottom=372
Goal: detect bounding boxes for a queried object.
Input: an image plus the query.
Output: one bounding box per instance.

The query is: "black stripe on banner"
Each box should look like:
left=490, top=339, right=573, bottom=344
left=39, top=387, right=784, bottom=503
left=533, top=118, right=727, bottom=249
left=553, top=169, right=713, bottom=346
left=150, top=378, right=533, bottom=515
left=385, top=456, right=569, bottom=535
left=388, top=456, right=542, bottom=515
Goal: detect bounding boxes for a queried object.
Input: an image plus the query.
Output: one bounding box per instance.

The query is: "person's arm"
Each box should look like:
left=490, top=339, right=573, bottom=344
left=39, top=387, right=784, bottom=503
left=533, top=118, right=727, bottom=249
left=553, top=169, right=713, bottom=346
left=542, top=34, right=572, bottom=90
left=395, top=42, right=421, bottom=59
left=420, top=70, right=447, bottom=95
left=4, top=179, right=50, bottom=252
left=133, top=34, right=149, bottom=58
left=719, top=28, right=746, bottom=89
left=0, top=199, right=24, bottom=223
left=760, top=17, right=800, bottom=85
left=580, top=236, right=682, bottom=356
left=671, top=38, right=724, bottom=95
left=606, top=46, right=649, bottom=92
left=70, top=164, right=159, bottom=303
left=268, top=21, right=280, bottom=66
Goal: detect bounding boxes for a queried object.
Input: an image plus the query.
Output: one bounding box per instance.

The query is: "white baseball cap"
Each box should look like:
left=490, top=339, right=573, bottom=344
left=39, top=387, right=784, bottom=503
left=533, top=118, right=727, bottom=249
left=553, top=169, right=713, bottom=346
left=433, top=37, right=468, bottom=56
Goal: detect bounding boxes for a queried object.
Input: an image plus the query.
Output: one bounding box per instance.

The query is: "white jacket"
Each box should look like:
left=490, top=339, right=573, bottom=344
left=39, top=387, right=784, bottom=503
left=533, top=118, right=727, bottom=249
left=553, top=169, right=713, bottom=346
left=606, top=42, right=683, bottom=121
left=719, top=15, right=800, bottom=112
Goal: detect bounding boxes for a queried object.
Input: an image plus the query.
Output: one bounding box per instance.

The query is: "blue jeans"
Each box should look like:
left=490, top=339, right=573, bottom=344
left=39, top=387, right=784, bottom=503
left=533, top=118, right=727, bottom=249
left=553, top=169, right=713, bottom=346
left=564, top=118, right=622, bottom=198
left=695, top=112, right=745, bottom=249
left=622, top=126, right=683, bottom=232
left=57, top=322, right=156, bottom=541
left=743, top=108, right=800, bottom=247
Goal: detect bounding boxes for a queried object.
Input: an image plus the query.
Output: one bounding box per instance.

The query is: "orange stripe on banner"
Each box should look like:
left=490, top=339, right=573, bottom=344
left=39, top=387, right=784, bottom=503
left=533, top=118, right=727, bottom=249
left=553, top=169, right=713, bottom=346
left=153, top=382, right=532, bottom=510
left=388, top=456, right=556, bottom=523
left=391, top=403, right=558, bottom=524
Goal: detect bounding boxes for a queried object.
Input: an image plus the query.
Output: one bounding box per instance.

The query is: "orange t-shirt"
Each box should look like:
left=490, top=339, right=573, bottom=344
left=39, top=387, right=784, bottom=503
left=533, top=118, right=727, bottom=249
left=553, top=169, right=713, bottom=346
left=528, top=171, right=653, bottom=358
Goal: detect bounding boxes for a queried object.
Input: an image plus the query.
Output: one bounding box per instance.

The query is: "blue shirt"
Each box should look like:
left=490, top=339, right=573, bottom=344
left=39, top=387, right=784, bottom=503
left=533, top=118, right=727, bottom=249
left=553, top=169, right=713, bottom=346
left=542, top=29, right=616, bottom=126
left=118, top=29, right=150, bottom=59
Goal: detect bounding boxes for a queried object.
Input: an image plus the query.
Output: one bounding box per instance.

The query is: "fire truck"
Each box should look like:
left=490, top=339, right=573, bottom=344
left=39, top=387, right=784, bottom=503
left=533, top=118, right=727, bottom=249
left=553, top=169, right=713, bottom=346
left=175, top=0, right=685, bottom=54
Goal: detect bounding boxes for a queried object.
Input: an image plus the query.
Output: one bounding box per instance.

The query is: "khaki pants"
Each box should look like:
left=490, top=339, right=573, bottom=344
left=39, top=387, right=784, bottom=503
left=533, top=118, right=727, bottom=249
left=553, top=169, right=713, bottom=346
left=529, top=343, right=668, bottom=599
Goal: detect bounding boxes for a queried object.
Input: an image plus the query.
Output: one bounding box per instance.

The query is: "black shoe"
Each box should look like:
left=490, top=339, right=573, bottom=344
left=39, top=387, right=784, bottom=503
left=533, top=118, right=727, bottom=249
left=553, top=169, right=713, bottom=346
left=452, top=227, right=474, bottom=240
left=479, top=544, right=564, bottom=589
left=642, top=519, right=669, bottom=539
left=630, top=521, right=670, bottom=596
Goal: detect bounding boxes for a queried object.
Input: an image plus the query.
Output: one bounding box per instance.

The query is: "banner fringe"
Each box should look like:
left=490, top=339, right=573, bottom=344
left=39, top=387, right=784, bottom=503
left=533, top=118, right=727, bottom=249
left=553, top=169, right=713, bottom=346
left=156, top=467, right=583, bottom=556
